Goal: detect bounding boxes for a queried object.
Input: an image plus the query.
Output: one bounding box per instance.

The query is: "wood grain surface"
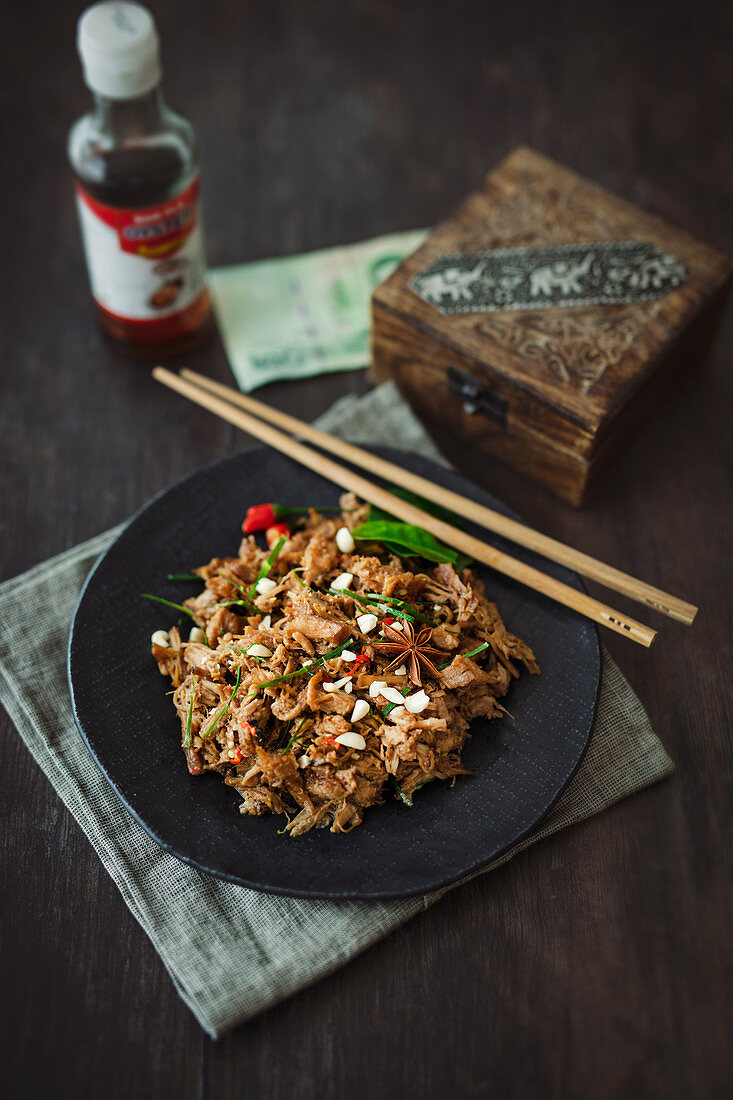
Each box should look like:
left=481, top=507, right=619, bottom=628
left=371, top=146, right=732, bottom=504
left=1, top=1, right=731, bottom=1097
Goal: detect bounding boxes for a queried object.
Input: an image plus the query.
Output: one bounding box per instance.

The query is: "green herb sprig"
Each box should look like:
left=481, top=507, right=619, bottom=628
left=167, top=572, right=202, bottom=583
left=279, top=715, right=309, bottom=754
left=350, top=520, right=458, bottom=564
left=248, top=535, right=286, bottom=599
left=291, top=569, right=313, bottom=592
left=183, top=687, right=195, bottom=749
left=437, top=640, right=490, bottom=671
left=326, top=587, right=432, bottom=625
left=142, top=593, right=197, bottom=619
left=352, top=486, right=474, bottom=569
left=217, top=573, right=258, bottom=614
left=214, top=598, right=258, bottom=611
left=246, top=639, right=353, bottom=696
left=201, top=668, right=242, bottom=739
left=371, top=488, right=467, bottom=531
left=361, top=590, right=434, bottom=625
left=389, top=775, right=413, bottom=807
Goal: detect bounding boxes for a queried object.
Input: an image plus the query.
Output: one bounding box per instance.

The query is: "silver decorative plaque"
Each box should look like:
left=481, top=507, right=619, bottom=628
left=410, top=241, right=689, bottom=314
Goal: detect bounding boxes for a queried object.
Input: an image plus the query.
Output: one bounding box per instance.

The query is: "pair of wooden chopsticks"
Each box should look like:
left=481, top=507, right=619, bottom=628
left=153, top=367, right=698, bottom=648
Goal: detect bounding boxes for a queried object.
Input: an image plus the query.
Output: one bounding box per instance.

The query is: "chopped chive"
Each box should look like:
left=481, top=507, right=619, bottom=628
left=246, top=639, right=353, bottom=695
left=226, top=574, right=257, bottom=599
left=223, top=573, right=249, bottom=595
left=214, top=573, right=258, bottom=614
left=248, top=535, right=287, bottom=599
left=363, top=591, right=414, bottom=606
left=201, top=668, right=242, bottom=739
left=225, top=643, right=270, bottom=663
left=167, top=572, right=201, bottom=582
left=280, top=715, right=309, bottom=753
left=437, top=640, right=490, bottom=670
left=142, top=593, right=197, bottom=619
left=183, top=686, right=195, bottom=749
left=389, top=775, right=413, bottom=807
left=326, top=587, right=433, bottom=625
left=326, top=588, right=418, bottom=623
left=222, top=642, right=268, bottom=655
left=363, top=591, right=434, bottom=624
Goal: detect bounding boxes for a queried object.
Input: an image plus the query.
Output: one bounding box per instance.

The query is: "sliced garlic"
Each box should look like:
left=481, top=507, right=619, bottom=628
left=335, top=731, right=366, bottom=750
left=388, top=705, right=407, bottom=720
left=357, top=613, right=378, bottom=633
left=297, top=754, right=310, bottom=769
left=247, top=643, right=272, bottom=659
left=350, top=699, right=370, bottom=722
left=322, top=675, right=352, bottom=693
left=188, top=627, right=206, bottom=644
left=151, top=630, right=170, bottom=648
left=255, top=577, right=278, bottom=596
left=393, top=664, right=407, bottom=676
left=390, top=620, right=404, bottom=632
left=261, top=615, right=272, bottom=629
left=344, top=682, right=353, bottom=693
left=369, top=680, right=387, bottom=698
left=380, top=686, right=406, bottom=706
left=340, top=650, right=358, bottom=662
left=331, top=572, right=354, bottom=591
left=335, top=526, right=355, bottom=554
left=404, top=689, right=430, bottom=714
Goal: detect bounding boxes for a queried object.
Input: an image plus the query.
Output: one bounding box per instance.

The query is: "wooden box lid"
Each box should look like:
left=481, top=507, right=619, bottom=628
left=371, top=148, right=731, bottom=500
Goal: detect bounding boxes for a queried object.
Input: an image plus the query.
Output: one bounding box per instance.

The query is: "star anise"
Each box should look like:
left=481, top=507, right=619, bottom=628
left=370, top=620, right=443, bottom=687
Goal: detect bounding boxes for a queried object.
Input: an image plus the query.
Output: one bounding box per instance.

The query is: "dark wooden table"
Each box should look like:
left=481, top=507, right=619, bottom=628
left=2, top=1, right=731, bottom=1097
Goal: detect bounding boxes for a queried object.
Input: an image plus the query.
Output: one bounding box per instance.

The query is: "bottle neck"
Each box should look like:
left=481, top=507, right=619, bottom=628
left=91, top=86, right=166, bottom=136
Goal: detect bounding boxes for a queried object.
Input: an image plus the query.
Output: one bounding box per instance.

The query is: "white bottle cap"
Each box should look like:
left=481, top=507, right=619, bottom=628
left=77, top=2, right=161, bottom=100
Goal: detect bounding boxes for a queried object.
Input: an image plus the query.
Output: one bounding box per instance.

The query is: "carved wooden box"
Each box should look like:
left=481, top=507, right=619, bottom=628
left=370, top=147, right=731, bottom=504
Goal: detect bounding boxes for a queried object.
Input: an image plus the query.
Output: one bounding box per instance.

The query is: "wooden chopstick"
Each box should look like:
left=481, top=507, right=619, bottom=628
left=180, top=368, right=697, bottom=626
left=154, top=367, right=657, bottom=647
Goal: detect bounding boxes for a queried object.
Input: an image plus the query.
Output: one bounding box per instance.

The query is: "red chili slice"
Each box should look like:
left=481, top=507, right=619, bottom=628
left=266, top=522, right=291, bottom=547
left=242, top=503, right=276, bottom=534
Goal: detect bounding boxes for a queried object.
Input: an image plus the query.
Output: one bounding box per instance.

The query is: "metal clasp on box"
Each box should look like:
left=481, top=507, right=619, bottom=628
left=447, top=367, right=507, bottom=426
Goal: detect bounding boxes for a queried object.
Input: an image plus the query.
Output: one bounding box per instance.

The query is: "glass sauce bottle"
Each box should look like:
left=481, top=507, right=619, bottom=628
left=69, top=2, right=212, bottom=357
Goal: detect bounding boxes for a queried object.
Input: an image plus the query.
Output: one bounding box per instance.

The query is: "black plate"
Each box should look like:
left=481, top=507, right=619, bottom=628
left=68, top=447, right=599, bottom=900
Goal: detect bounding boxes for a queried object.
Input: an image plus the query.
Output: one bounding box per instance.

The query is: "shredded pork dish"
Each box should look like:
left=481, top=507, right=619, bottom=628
left=149, top=494, right=539, bottom=835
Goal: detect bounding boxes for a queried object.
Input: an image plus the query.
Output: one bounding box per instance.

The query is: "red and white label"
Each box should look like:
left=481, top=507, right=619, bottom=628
left=75, top=175, right=207, bottom=322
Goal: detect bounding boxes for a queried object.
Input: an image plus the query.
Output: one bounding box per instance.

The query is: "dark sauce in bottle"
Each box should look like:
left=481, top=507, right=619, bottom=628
left=70, top=4, right=212, bottom=358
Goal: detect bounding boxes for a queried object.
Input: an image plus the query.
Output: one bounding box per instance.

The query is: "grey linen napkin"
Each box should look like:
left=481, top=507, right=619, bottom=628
left=0, top=381, right=673, bottom=1037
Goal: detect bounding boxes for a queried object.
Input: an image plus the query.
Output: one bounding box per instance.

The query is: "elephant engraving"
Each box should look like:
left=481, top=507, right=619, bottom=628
left=416, top=260, right=487, bottom=303
left=529, top=252, right=594, bottom=298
